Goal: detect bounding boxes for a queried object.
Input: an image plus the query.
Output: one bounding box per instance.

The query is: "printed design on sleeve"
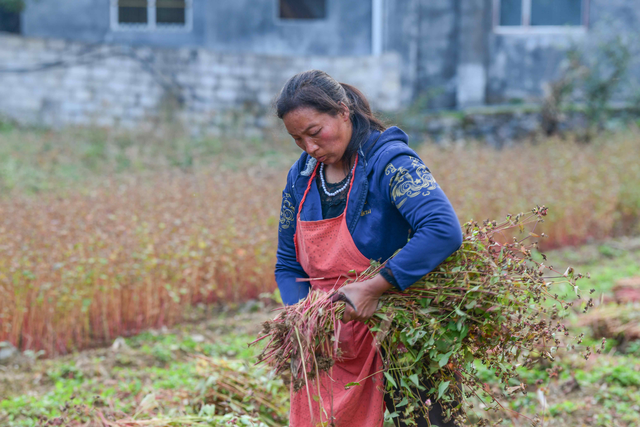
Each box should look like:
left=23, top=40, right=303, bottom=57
left=385, top=157, right=438, bottom=208
left=279, top=192, right=296, bottom=230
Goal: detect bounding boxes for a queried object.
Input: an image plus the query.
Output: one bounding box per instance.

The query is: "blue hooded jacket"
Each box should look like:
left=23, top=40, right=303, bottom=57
left=275, top=126, right=463, bottom=306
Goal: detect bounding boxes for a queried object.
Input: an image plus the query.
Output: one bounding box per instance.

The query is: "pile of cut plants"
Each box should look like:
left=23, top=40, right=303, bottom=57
left=28, top=356, right=287, bottom=427
left=254, top=206, right=598, bottom=426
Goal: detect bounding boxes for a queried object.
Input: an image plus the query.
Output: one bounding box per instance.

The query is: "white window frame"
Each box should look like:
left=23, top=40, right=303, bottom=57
left=110, top=0, right=193, bottom=32
left=493, top=0, right=589, bottom=34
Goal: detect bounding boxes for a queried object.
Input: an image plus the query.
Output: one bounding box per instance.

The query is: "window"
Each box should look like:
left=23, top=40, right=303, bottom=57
left=156, top=0, right=186, bottom=25
left=111, top=0, right=192, bottom=31
left=0, top=3, right=21, bottom=34
left=118, top=0, right=148, bottom=25
left=279, top=0, right=326, bottom=20
left=495, top=0, right=587, bottom=31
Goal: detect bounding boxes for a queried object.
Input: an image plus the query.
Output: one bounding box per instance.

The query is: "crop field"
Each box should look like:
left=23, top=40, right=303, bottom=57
left=1, top=241, right=639, bottom=426
left=1, top=122, right=640, bottom=426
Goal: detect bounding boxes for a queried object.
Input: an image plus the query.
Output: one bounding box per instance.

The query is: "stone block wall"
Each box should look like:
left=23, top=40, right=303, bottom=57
left=0, top=34, right=402, bottom=136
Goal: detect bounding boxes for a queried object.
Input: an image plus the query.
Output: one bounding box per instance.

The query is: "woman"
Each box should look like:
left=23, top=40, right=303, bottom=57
left=274, top=70, right=462, bottom=427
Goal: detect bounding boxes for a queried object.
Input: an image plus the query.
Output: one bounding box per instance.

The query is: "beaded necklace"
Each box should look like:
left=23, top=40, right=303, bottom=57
left=319, top=161, right=356, bottom=197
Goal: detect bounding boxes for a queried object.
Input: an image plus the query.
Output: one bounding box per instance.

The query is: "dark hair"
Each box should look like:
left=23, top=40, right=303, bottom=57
left=275, top=70, right=386, bottom=172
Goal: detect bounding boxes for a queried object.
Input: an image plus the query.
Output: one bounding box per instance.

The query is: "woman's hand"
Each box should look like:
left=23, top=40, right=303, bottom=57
left=339, top=275, right=393, bottom=323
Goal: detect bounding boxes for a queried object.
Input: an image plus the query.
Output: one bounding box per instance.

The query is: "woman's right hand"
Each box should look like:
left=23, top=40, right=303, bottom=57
left=339, top=275, right=392, bottom=323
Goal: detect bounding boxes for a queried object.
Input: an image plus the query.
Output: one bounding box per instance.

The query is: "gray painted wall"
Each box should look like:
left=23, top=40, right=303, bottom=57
left=22, top=0, right=207, bottom=48
left=486, top=0, right=640, bottom=104
left=20, top=0, right=373, bottom=56
left=384, top=0, right=461, bottom=109
left=15, top=0, right=640, bottom=109
left=204, top=0, right=372, bottom=56
left=384, top=0, right=640, bottom=108
left=0, top=34, right=401, bottom=134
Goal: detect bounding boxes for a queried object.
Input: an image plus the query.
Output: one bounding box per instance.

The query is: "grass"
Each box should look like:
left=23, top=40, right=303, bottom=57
left=467, top=241, right=640, bottom=426
left=0, top=121, right=296, bottom=195
left=0, top=309, right=285, bottom=427
left=1, top=121, right=640, bottom=360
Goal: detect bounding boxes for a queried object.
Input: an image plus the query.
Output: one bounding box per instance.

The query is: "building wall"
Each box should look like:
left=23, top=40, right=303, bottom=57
left=20, top=0, right=373, bottom=56
left=384, top=0, right=461, bottom=109
left=385, top=0, right=640, bottom=108
left=22, top=0, right=207, bottom=48
left=382, top=0, right=417, bottom=105
left=0, top=34, right=401, bottom=135
left=204, top=0, right=373, bottom=56
left=456, top=0, right=492, bottom=108
left=382, top=0, right=490, bottom=110
left=486, top=0, right=640, bottom=104
left=16, top=0, right=640, bottom=110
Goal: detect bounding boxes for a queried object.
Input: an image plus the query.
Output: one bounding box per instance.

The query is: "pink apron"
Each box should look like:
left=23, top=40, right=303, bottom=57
left=290, top=156, right=385, bottom=427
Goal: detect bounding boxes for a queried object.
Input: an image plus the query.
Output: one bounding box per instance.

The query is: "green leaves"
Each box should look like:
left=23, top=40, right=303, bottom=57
left=438, top=350, right=454, bottom=368
left=408, top=374, right=421, bottom=388
left=384, top=372, right=398, bottom=389
left=406, top=329, right=427, bottom=346
left=437, top=381, right=450, bottom=400
left=418, top=298, right=432, bottom=308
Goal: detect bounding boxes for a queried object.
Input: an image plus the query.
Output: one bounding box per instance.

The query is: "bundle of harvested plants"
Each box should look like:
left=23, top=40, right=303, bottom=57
left=253, top=206, right=592, bottom=425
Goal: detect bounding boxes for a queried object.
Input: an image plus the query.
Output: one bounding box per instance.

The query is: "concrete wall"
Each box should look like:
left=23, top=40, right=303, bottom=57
left=487, top=32, right=576, bottom=104
left=16, top=0, right=640, bottom=110
left=0, top=34, right=401, bottom=135
left=456, top=0, right=492, bottom=108
left=21, top=0, right=373, bottom=56
left=204, top=0, right=373, bottom=56
left=22, top=0, right=207, bottom=48
left=385, top=0, right=640, bottom=108
left=487, top=0, right=640, bottom=104
left=382, top=0, right=489, bottom=110
left=385, top=0, right=461, bottom=109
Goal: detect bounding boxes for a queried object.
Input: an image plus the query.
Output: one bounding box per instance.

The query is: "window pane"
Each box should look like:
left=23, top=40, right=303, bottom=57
left=118, top=0, right=147, bottom=24
left=157, top=0, right=186, bottom=25
left=499, top=0, right=522, bottom=26
left=279, top=0, right=326, bottom=20
left=532, top=0, right=582, bottom=26
left=0, top=8, right=21, bottom=34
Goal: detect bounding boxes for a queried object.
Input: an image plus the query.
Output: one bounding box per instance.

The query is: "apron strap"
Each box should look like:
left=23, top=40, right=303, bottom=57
left=296, top=160, right=320, bottom=221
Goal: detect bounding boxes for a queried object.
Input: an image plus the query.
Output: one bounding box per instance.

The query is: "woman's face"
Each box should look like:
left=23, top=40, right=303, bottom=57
left=282, top=106, right=352, bottom=167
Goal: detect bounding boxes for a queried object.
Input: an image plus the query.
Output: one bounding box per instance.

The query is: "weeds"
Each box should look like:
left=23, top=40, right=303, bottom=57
left=0, top=312, right=288, bottom=427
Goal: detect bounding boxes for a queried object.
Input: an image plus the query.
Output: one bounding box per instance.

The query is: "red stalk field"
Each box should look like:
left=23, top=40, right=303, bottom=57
left=1, top=129, right=639, bottom=356
left=0, top=168, right=283, bottom=355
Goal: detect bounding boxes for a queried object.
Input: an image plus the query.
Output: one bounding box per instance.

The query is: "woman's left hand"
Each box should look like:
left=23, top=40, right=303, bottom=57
left=339, top=275, right=393, bottom=323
